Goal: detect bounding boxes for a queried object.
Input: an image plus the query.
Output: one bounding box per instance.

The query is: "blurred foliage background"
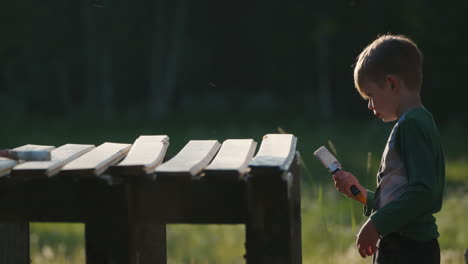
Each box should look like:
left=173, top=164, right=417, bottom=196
left=1, top=0, right=468, bottom=122
left=0, top=0, right=467, bottom=263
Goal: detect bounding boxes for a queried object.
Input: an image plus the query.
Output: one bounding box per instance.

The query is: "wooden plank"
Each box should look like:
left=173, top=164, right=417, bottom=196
left=110, top=135, right=169, bottom=175
left=0, top=158, right=17, bottom=177
left=203, top=139, right=257, bottom=180
left=0, top=178, right=246, bottom=224
left=59, top=142, right=131, bottom=177
left=155, top=140, right=221, bottom=181
left=249, top=134, right=297, bottom=175
left=0, top=179, right=120, bottom=222
left=11, top=144, right=95, bottom=178
left=9, top=144, right=55, bottom=161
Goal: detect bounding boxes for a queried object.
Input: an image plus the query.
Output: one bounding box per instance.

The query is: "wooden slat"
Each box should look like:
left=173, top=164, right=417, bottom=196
left=11, top=144, right=96, bottom=178
left=110, top=135, right=169, bottom=175
left=59, top=142, right=131, bottom=178
left=249, top=134, right=297, bottom=174
left=203, top=139, right=257, bottom=180
left=155, top=140, right=221, bottom=181
left=0, top=158, right=17, bottom=177
left=9, top=144, right=55, bottom=161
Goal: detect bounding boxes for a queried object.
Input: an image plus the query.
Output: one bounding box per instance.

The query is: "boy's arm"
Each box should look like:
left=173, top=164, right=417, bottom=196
left=369, top=118, right=442, bottom=236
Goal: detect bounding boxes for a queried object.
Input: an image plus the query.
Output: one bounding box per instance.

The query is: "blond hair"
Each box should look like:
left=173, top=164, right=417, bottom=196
left=354, top=34, right=423, bottom=99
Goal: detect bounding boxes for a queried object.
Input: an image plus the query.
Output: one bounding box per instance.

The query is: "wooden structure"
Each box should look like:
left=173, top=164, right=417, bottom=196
left=0, top=134, right=301, bottom=264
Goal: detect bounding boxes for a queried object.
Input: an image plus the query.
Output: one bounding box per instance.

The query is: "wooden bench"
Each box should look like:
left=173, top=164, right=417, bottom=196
left=0, top=134, right=301, bottom=264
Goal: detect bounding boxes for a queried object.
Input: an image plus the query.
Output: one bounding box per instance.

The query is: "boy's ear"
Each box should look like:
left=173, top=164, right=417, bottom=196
left=385, top=74, right=400, bottom=93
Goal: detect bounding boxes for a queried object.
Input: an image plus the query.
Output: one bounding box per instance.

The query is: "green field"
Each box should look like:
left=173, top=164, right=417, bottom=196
left=2, top=117, right=466, bottom=264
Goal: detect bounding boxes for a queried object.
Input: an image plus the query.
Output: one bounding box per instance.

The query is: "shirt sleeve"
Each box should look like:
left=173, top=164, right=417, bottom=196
left=370, top=118, right=438, bottom=236
left=364, top=190, right=376, bottom=216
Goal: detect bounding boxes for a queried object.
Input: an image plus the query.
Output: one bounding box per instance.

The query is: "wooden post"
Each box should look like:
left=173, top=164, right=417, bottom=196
left=131, top=222, right=167, bottom=263
left=85, top=181, right=166, bottom=264
left=245, top=153, right=302, bottom=264
left=0, top=222, right=30, bottom=264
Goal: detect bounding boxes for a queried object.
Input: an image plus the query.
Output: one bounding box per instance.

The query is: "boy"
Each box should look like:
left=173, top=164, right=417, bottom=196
left=333, top=34, right=445, bottom=264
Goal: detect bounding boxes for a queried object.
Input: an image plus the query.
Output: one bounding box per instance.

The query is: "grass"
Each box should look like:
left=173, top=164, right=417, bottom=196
left=1, top=116, right=464, bottom=263
left=30, top=223, right=85, bottom=264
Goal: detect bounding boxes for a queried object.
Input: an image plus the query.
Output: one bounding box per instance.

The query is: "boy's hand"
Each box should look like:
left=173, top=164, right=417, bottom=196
left=332, top=170, right=367, bottom=203
left=356, top=218, right=379, bottom=258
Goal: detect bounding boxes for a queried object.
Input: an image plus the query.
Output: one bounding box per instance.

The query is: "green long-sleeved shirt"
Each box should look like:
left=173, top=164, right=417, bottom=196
left=364, top=107, right=445, bottom=241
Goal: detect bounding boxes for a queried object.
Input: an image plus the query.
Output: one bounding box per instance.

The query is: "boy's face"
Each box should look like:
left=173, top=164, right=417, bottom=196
left=361, top=80, right=399, bottom=122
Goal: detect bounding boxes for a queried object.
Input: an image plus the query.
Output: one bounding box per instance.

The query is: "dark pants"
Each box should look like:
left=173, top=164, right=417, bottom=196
left=374, top=233, right=440, bottom=264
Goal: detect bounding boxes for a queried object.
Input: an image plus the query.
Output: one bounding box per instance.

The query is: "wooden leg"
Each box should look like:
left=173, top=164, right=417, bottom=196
left=132, top=223, right=167, bottom=263
left=245, top=154, right=302, bottom=264
left=0, top=222, right=30, bottom=264
left=85, top=181, right=166, bottom=264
